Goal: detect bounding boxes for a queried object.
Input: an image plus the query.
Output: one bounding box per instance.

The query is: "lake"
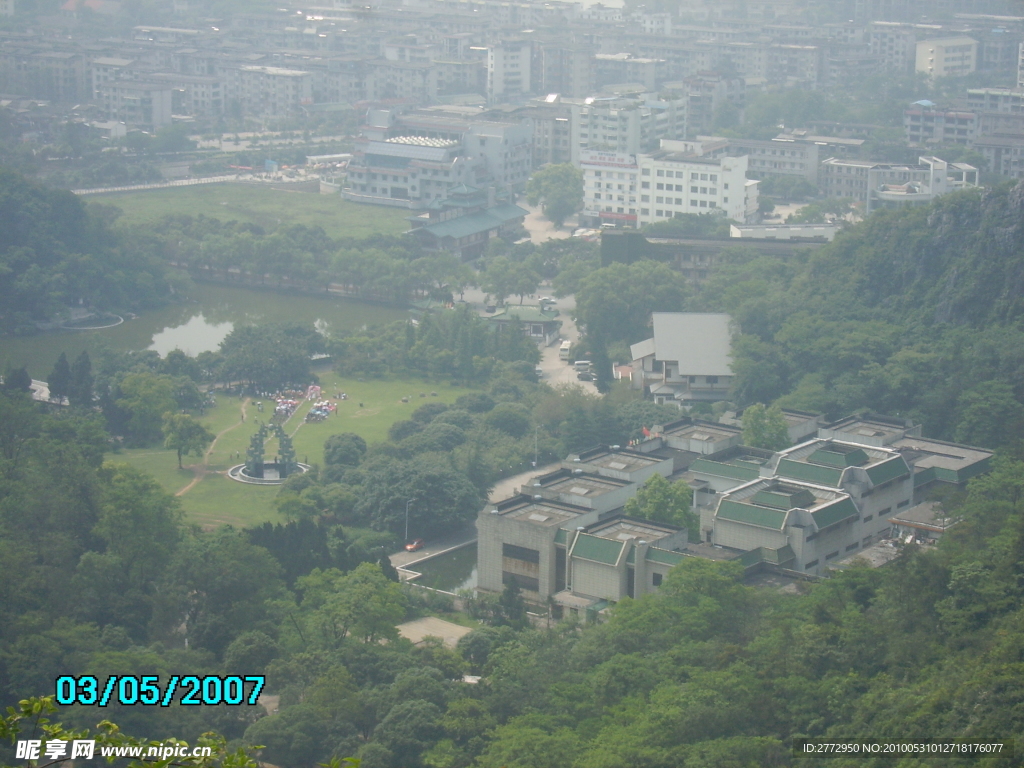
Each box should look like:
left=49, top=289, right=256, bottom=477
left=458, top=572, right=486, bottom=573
left=0, top=283, right=408, bottom=378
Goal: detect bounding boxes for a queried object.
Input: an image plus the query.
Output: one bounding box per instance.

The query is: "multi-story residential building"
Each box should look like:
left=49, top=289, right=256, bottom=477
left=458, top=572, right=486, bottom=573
left=593, top=53, right=665, bottom=91
left=635, top=142, right=758, bottom=226
left=916, top=36, right=978, bottom=78
left=698, top=135, right=820, bottom=184
left=664, top=72, right=745, bottom=135
left=91, top=57, right=136, bottom=98
left=871, top=21, right=928, bottom=74
left=967, top=86, right=1024, bottom=113
left=973, top=134, right=1024, bottom=178
left=149, top=73, right=223, bottom=117
left=820, top=155, right=978, bottom=213
left=904, top=101, right=978, bottom=146
left=94, top=80, right=174, bottom=129
left=629, top=312, right=734, bottom=405
left=231, top=65, right=312, bottom=118
left=532, top=41, right=594, bottom=99
left=487, top=40, right=531, bottom=102
left=20, top=52, right=87, bottom=103
left=570, top=92, right=688, bottom=164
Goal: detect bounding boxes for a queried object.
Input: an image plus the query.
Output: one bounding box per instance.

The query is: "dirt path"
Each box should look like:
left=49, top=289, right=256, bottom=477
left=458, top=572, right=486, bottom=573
left=176, top=398, right=250, bottom=497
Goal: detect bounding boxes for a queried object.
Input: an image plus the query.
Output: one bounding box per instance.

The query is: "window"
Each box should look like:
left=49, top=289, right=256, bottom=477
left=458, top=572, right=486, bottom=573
left=709, top=188, right=717, bottom=195
left=690, top=200, right=698, bottom=206
left=897, top=499, right=910, bottom=508
left=724, top=183, right=729, bottom=190
left=700, top=200, right=707, bottom=207
left=594, top=171, right=602, bottom=177
left=691, top=173, right=699, bottom=180
left=691, top=186, right=698, bottom=193
left=709, top=202, right=716, bottom=208
left=641, top=181, right=650, bottom=189
left=825, top=550, right=840, bottom=560
left=707, top=376, right=718, bottom=384
left=700, top=187, right=707, bottom=194
left=641, top=208, right=650, bottom=215
left=656, top=210, right=664, bottom=216
left=805, top=559, right=819, bottom=568
left=701, top=173, right=708, bottom=180
left=656, top=183, right=664, bottom=190
left=656, top=196, right=663, bottom=203
left=710, top=174, right=717, bottom=182
left=723, top=197, right=729, bottom=203
left=594, top=193, right=601, bottom=199
left=641, top=195, right=649, bottom=202
left=502, top=572, right=539, bottom=591
left=657, top=169, right=664, bottom=176
left=641, top=168, right=650, bottom=175
left=503, top=544, right=540, bottom=563
left=846, top=542, right=859, bottom=551
left=652, top=572, right=663, bottom=587
left=863, top=514, right=873, bottom=522
left=879, top=507, right=892, bottom=517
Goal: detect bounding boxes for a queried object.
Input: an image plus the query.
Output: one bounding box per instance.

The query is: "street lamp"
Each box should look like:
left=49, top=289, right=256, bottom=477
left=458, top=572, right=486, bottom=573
left=533, top=425, right=540, bottom=467
left=405, top=498, right=415, bottom=541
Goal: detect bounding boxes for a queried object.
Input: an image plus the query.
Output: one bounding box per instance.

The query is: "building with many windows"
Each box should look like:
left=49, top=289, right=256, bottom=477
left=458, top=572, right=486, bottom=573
left=916, top=36, right=978, bottom=78
left=820, top=155, right=978, bottom=214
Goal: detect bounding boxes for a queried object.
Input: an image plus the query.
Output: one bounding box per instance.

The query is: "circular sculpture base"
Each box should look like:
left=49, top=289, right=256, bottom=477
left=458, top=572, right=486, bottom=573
left=228, top=462, right=311, bottom=485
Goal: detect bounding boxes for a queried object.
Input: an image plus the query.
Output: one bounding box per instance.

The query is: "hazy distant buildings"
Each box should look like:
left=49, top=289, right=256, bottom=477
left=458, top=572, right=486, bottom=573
left=821, top=155, right=978, bottom=214
left=487, top=40, right=531, bottom=102
left=915, top=36, right=978, bottom=78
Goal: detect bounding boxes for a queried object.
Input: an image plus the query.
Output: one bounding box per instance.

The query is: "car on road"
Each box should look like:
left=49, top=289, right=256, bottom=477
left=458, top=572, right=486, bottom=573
left=405, top=539, right=425, bottom=552
left=539, top=296, right=555, bottom=304
left=577, top=371, right=594, bottom=381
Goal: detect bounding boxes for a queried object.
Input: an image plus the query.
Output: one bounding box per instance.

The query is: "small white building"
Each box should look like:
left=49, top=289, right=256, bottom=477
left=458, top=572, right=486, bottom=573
left=730, top=224, right=837, bottom=241
left=916, top=36, right=977, bottom=79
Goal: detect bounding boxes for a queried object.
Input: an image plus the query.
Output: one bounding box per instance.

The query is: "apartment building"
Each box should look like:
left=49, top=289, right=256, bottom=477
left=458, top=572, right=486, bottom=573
left=487, top=40, right=531, bottom=102
left=94, top=80, right=173, bottom=129
left=230, top=65, right=312, bottom=118
left=916, top=36, right=978, bottom=78
left=570, top=92, right=688, bottom=164
left=149, top=73, right=223, bottom=117
left=904, top=101, right=978, bottom=146
left=579, top=149, right=640, bottom=227
left=636, top=142, right=758, bottom=226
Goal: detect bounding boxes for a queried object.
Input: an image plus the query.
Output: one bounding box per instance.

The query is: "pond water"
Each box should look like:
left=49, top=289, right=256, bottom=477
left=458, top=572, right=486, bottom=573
left=0, top=283, right=408, bottom=378
left=406, top=544, right=478, bottom=593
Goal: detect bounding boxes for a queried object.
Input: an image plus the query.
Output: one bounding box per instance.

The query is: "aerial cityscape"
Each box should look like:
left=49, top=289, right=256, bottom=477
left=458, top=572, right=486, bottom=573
left=2, top=0, right=1024, bottom=766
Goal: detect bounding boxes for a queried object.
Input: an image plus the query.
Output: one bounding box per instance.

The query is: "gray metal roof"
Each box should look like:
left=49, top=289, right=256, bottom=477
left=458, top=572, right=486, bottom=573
left=648, top=312, right=733, bottom=377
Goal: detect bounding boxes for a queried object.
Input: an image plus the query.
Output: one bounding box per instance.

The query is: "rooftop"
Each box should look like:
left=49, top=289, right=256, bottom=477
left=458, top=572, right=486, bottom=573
left=529, top=469, right=631, bottom=498
left=489, top=494, right=591, bottom=528
left=570, top=446, right=664, bottom=474
left=774, top=439, right=910, bottom=488
left=586, top=516, right=681, bottom=544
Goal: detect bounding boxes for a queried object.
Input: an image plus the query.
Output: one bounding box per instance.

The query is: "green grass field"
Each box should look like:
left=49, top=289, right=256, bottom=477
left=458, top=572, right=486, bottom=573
left=113, top=372, right=474, bottom=529
left=96, top=184, right=409, bottom=240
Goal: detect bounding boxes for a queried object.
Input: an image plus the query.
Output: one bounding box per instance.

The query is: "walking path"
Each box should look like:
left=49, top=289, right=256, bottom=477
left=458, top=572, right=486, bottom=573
left=176, top=398, right=250, bottom=496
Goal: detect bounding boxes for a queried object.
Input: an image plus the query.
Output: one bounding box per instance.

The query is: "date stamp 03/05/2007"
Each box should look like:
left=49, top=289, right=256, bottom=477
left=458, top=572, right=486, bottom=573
left=55, top=675, right=265, bottom=706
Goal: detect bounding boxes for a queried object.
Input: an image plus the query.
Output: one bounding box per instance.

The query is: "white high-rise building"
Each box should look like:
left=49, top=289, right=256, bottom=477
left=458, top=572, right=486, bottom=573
left=487, top=41, right=531, bottom=102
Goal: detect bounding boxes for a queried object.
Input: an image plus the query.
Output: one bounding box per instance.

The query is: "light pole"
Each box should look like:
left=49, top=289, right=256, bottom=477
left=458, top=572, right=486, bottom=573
left=405, top=498, right=415, bottom=541
left=533, top=425, right=540, bottom=467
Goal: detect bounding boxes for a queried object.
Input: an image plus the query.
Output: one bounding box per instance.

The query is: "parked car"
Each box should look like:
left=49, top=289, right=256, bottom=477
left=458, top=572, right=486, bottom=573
left=577, top=371, right=594, bottom=381
left=405, top=539, right=425, bottom=552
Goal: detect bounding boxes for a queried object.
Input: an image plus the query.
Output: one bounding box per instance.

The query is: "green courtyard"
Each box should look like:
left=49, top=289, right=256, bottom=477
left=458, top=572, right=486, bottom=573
left=111, top=372, right=471, bottom=529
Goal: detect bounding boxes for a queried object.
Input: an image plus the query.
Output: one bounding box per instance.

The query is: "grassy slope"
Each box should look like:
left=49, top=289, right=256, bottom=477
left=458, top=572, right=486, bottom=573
left=96, top=185, right=409, bottom=240
left=114, top=371, right=473, bottom=529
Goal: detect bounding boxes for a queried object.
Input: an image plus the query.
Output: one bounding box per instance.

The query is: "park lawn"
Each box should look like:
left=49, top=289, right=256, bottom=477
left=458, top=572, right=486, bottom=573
left=109, top=448, right=195, bottom=495
left=99, top=184, right=409, bottom=240
left=111, top=373, right=479, bottom=529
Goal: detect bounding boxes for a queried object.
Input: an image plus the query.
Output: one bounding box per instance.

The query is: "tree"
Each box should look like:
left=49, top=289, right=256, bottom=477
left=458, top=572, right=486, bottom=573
left=162, top=412, right=215, bottom=469
left=954, top=380, right=1024, bottom=449
left=624, top=473, right=696, bottom=536
left=324, top=432, right=368, bottom=467
left=117, top=372, right=178, bottom=446
left=741, top=403, right=790, bottom=450
left=2, top=364, right=31, bottom=393
left=68, top=351, right=93, bottom=408
left=48, top=352, right=71, bottom=403
left=526, top=164, right=583, bottom=228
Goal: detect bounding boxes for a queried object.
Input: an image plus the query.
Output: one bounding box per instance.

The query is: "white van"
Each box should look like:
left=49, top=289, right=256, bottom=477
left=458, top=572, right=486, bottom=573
left=574, top=360, right=592, bottom=372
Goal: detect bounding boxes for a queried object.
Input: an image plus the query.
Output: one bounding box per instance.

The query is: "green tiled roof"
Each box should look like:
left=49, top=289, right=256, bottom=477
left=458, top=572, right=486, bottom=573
left=865, top=456, right=911, bottom=486
left=717, top=499, right=787, bottom=530
left=810, top=496, right=859, bottom=529
left=572, top=534, right=624, bottom=565
left=777, top=458, right=843, bottom=487
left=490, top=306, right=562, bottom=324
left=646, top=547, right=685, bottom=566
left=751, top=487, right=816, bottom=510
left=414, top=203, right=528, bottom=241
left=690, top=458, right=760, bottom=482
left=808, top=447, right=869, bottom=468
